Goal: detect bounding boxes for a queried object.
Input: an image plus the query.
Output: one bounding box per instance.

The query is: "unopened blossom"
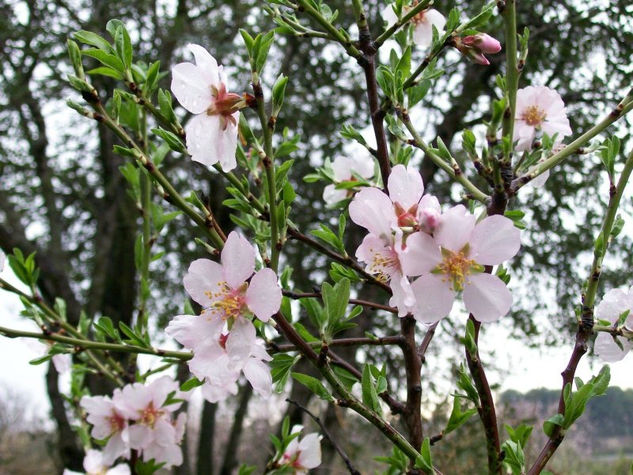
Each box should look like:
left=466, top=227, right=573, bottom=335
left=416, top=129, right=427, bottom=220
left=594, top=287, right=633, bottom=362
left=404, top=205, right=521, bottom=323
left=62, top=449, right=130, bottom=475
left=80, top=391, right=130, bottom=465
left=171, top=44, right=243, bottom=171
left=383, top=4, right=446, bottom=48
left=116, top=376, right=186, bottom=468
left=279, top=427, right=322, bottom=474
left=349, top=164, right=440, bottom=238
left=514, top=86, right=572, bottom=152
left=455, top=33, right=502, bottom=66
left=323, top=156, right=375, bottom=205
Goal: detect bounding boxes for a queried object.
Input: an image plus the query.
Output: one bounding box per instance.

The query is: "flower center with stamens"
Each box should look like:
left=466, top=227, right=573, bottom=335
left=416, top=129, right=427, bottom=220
left=140, top=402, right=162, bottom=429
left=108, top=412, right=126, bottom=433
left=207, top=83, right=242, bottom=130
left=368, top=247, right=399, bottom=282
left=521, top=105, right=547, bottom=127
left=436, top=248, right=477, bottom=291
left=205, top=282, right=248, bottom=319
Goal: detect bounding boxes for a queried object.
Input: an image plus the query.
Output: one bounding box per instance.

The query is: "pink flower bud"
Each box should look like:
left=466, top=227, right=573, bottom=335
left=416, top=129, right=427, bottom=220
left=463, top=33, right=502, bottom=54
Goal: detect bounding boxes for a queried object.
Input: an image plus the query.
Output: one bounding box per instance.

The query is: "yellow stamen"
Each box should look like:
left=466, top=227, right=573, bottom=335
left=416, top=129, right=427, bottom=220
left=437, top=248, right=476, bottom=291
left=521, top=105, right=547, bottom=127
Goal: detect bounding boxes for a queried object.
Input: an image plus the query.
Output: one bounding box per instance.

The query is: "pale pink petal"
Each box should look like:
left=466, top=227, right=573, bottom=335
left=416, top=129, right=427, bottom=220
left=425, top=9, right=446, bottom=31
left=594, top=332, right=631, bottom=362
left=83, top=449, right=104, bottom=473
left=463, top=273, right=512, bottom=322
left=410, top=274, right=455, bottom=323
left=107, top=465, right=131, bottom=475
left=148, top=375, right=179, bottom=409
left=52, top=353, right=71, bottom=373
left=152, top=418, right=177, bottom=445
left=382, top=5, right=398, bottom=26
left=246, top=268, right=281, bottom=322
left=126, top=424, right=153, bottom=450
left=183, top=258, right=224, bottom=307
left=388, top=164, right=424, bottom=209
left=174, top=412, right=187, bottom=441
left=187, top=43, right=220, bottom=86
left=102, top=433, right=129, bottom=465
left=217, top=117, right=239, bottom=171
left=171, top=62, right=213, bottom=114
left=188, top=346, right=234, bottom=381
left=165, top=314, right=224, bottom=349
left=595, top=288, right=630, bottom=323
left=323, top=184, right=347, bottom=205
left=331, top=156, right=353, bottom=181
left=399, top=231, right=442, bottom=276
left=243, top=358, right=273, bottom=398
left=413, top=22, right=433, bottom=48
left=469, top=215, right=521, bottom=265
left=297, top=433, right=322, bottom=469
left=201, top=378, right=238, bottom=403
left=529, top=169, right=550, bottom=188
left=434, top=205, right=475, bottom=251
left=389, top=273, right=416, bottom=317
left=349, top=187, right=396, bottom=238
left=350, top=155, right=375, bottom=180
left=225, top=317, right=256, bottom=365
left=222, top=231, right=255, bottom=288
left=356, top=234, right=400, bottom=278
left=542, top=118, right=572, bottom=138
left=185, top=113, right=220, bottom=168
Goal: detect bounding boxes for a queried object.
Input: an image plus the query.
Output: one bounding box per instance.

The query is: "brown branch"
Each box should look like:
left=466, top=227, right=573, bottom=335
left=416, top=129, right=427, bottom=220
left=286, top=227, right=391, bottom=293
left=282, top=289, right=397, bottom=313
left=417, top=322, right=439, bottom=363
left=465, top=316, right=501, bottom=474
left=271, top=335, right=404, bottom=353
left=400, top=316, right=423, bottom=454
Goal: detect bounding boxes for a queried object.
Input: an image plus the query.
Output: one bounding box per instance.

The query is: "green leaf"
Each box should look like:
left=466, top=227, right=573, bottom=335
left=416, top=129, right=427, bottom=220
left=272, top=74, right=288, bottom=116
left=291, top=373, right=333, bottom=402
left=361, top=364, right=382, bottom=414
left=74, top=30, right=112, bottom=52
left=543, top=413, right=564, bottom=437
left=445, top=396, right=478, bottom=434
left=82, top=48, right=125, bottom=72
left=180, top=377, right=204, bottom=391
left=152, top=128, right=186, bottom=153
left=86, top=67, right=123, bottom=79
left=501, top=440, right=525, bottom=475
left=414, top=438, right=433, bottom=472
left=271, top=354, right=300, bottom=392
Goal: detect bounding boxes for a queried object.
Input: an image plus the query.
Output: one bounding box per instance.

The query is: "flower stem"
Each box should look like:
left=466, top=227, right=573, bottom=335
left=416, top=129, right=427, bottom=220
left=501, top=0, right=519, bottom=165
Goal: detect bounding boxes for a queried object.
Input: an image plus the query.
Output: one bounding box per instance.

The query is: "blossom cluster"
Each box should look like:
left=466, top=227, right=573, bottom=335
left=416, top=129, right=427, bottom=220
left=166, top=231, right=282, bottom=403
left=350, top=164, right=521, bottom=323
left=80, top=376, right=186, bottom=469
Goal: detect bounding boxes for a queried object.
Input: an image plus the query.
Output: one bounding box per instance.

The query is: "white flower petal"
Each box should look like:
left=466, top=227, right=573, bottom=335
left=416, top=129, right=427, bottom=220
left=434, top=205, right=475, bottom=251
left=399, top=231, right=442, bottom=276
left=387, top=164, right=424, bottom=209
left=222, top=231, right=255, bottom=289
left=297, top=433, right=322, bottom=469
left=183, top=258, right=224, bottom=307
left=463, top=273, right=512, bottom=322
left=594, top=332, right=631, bottom=362
left=246, top=268, right=281, bottom=322
left=410, top=274, right=455, bottom=323
left=469, top=215, right=521, bottom=265
left=243, top=358, right=273, bottom=398
left=171, top=62, right=213, bottom=114
left=185, top=113, right=221, bottom=167
left=187, top=43, right=220, bottom=86
left=349, top=187, right=396, bottom=238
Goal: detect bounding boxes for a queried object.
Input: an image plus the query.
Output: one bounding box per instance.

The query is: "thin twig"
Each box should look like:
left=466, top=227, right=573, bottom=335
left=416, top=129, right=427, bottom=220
left=283, top=290, right=397, bottom=313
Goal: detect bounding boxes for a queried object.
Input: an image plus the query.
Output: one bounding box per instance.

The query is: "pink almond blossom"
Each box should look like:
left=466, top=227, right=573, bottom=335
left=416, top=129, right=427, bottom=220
left=63, top=449, right=130, bottom=475
left=594, top=287, right=633, bottom=362
left=80, top=391, right=130, bottom=465
left=514, top=86, right=572, bottom=152
left=171, top=44, right=243, bottom=171
left=115, top=376, right=186, bottom=468
left=404, top=205, right=521, bottom=323
left=383, top=4, right=446, bottom=48
left=279, top=427, right=322, bottom=474
left=323, top=156, right=375, bottom=205
left=181, top=231, right=281, bottom=323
